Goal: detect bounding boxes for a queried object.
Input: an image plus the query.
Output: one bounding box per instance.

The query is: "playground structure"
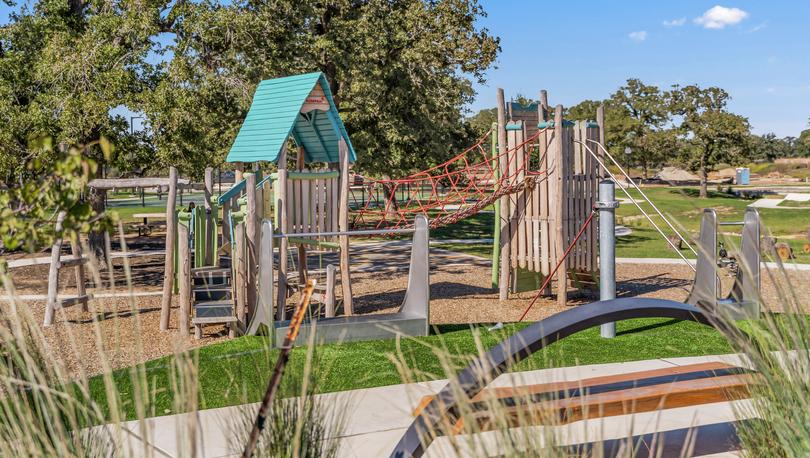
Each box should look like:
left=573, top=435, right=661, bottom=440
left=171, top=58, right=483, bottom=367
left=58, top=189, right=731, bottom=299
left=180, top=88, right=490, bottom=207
left=38, top=73, right=766, bottom=353
left=349, top=88, right=606, bottom=306
left=38, top=78, right=618, bottom=337
left=687, top=207, right=761, bottom=319
left=159, top=72, right=433, bottom=343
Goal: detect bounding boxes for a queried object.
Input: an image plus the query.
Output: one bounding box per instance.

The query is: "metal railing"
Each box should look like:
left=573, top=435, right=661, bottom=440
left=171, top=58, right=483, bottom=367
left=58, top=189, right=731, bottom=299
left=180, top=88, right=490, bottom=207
left=574, top=140, right=696, bottom=272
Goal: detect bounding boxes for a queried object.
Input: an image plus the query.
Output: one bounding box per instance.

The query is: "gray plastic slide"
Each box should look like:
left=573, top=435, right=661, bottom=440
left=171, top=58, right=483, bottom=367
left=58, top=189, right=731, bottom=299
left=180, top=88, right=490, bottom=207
left=248, top=215, right=430, bottom=347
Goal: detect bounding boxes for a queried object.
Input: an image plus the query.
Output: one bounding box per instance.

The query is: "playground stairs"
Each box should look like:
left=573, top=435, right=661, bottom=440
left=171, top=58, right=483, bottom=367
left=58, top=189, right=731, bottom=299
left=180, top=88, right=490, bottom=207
left=191, top=256, right=237, bottom=339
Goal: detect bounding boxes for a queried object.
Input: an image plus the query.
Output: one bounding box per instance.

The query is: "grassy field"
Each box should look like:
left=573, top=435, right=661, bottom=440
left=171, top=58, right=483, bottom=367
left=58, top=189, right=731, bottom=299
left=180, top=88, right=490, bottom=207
left=435, top=186, right=810, bottom=263
left=90, top=318, right=732, bottom=420
left=779, top=200, right=810, bottom=208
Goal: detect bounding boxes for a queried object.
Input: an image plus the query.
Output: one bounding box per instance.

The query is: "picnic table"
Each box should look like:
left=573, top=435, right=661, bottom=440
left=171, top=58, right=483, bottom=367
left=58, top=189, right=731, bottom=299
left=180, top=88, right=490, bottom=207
left=132, top=213, right=166, bottom=236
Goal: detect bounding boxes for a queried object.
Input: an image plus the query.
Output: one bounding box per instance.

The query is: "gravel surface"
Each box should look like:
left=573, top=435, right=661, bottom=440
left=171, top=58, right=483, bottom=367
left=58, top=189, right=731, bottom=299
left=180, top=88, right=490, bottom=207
left=5, top=241, right=810, bottom=379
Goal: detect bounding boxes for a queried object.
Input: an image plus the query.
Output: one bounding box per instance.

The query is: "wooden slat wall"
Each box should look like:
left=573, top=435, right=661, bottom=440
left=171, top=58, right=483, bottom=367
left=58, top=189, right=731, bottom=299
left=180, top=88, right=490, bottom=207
left=538, top=127, right=551, bottom=277
left=566, top=121, right=600, bottom=277
left=280, top=168, right=340, bottom=251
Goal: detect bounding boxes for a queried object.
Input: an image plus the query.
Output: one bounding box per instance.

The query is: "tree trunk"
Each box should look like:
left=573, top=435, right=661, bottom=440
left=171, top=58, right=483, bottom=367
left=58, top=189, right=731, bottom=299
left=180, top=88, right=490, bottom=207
left=88, top=187, right=108, bottom=262
left=699, top=151, right=708, bottom=198
left=381, top=181, right=400, bottom=222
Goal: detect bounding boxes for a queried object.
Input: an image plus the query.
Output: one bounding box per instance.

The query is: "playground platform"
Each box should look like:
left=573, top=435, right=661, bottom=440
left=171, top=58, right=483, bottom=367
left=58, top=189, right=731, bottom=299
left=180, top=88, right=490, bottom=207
left=101, top=354, right=752, bottom=457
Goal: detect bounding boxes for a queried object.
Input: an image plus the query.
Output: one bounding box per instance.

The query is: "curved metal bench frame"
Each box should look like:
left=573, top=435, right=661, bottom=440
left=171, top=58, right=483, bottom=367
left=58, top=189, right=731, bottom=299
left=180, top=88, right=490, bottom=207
left=390, top=297, right=716, bottom=458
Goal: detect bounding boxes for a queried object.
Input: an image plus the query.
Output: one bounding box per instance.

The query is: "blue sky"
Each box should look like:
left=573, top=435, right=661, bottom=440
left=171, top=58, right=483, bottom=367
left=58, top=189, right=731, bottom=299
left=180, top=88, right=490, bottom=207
left=470, top=1, right=810, bottom=137
left=1, top=1, right=807, bottom=137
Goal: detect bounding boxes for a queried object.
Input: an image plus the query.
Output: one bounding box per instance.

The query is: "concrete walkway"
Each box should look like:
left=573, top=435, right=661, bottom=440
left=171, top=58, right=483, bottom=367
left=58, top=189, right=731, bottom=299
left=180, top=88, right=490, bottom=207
left=107, top=354, right=752, bottom=457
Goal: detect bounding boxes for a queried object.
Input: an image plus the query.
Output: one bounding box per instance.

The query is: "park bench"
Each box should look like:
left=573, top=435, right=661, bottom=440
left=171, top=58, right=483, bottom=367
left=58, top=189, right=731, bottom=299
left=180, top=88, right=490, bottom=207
left=412, top=361, right=752, bottom=435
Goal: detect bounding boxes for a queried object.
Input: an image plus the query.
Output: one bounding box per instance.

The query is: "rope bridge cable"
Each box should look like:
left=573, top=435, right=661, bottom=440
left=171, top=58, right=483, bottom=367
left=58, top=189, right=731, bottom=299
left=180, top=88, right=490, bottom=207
left=351, top=127, right=549, bottom=231
left=518, top=209, right=597, bottom=322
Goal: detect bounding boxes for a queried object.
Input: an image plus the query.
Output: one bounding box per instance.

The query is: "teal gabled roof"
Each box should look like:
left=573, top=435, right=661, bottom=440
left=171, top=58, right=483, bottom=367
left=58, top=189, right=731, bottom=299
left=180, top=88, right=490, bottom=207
left=226, top=72, right=356, bottom=164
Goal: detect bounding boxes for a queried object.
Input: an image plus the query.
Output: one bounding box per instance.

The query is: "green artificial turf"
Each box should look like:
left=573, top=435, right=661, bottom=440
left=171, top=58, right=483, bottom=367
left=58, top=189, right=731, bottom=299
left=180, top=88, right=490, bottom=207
left=90, top=318, right=732, bottom=420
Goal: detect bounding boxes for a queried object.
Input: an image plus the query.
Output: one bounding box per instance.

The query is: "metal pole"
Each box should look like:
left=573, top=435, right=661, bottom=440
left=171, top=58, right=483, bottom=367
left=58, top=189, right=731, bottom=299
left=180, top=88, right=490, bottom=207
left=598, top=179, right=618, bottom=338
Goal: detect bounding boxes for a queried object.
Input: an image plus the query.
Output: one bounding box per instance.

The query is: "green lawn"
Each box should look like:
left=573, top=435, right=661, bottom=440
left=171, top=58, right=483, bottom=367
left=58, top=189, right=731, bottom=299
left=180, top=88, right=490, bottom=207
left=108, top=205, right=166, bottom=223
left=779, top=200, right=810, bottom=208
left=90, top=318, right=732, bottom=420
left=431, top=186, right=810, bottom=263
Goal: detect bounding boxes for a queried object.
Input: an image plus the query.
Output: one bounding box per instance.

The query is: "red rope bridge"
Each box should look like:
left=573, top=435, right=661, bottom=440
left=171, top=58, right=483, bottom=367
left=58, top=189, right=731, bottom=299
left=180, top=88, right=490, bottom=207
left=350, top=128, right=549, bottom=230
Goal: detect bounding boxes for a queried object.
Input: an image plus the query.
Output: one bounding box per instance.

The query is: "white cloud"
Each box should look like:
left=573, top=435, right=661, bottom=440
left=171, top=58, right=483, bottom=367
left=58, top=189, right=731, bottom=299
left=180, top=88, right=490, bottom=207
left=766, top=87, right=776, bottom=94
left=628, top=31, right=648, bottom=42
left=694, top=5, right=749, bottom=29
left=663, top=17, right=686, bottom=27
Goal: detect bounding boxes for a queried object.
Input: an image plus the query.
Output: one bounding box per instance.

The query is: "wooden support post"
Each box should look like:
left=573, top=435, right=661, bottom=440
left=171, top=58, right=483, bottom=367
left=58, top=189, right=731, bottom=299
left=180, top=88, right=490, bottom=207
left=325, top=264, right=336, bottom=318
left=178, top=217, right=191, bottom=336
left=245, top=172, right=258, bottom=323
left=160, top=166, right=178, bottom=330
left=234, top=213, right=248, bottom=329
left=496, top=88, right=510, bottom=300
left=596, top=105, right=606, bottom=178
left=554, top=105, right=567, bottom=307
left=338, top=138, right=353, bottom=315
left=103, top=230, right=114, bottom=289
left=539, top=90, right=549, bottom=122
left=70, top=234, right=87, bottom=312
left=490, top=121, right=501, bottom=289
left=204, top=167, right=214, bottom=266
left=44, top=211, right=67, bottom=326
left=276, top=147, right=289, bottom=320
left=296, top=147, right=307, bottom=284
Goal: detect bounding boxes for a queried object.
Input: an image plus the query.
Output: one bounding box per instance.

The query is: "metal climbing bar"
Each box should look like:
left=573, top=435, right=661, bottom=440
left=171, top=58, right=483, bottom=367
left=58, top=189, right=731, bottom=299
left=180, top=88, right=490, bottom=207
left=585, top=139, right=698, bottom=257
left=574, top=140, right=697, bottom=272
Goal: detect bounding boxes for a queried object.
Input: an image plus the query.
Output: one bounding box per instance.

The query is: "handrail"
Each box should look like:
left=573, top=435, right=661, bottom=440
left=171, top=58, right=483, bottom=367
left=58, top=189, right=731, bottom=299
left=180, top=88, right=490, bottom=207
left=574, top=140, right=696, bottom=272
left=217, top=179, right=246, bottom=205
left=272, top=227, right=415, bottom=238
left=586, top=139, right=697, bottom=257
left=255, top=174, right=274, bottom=189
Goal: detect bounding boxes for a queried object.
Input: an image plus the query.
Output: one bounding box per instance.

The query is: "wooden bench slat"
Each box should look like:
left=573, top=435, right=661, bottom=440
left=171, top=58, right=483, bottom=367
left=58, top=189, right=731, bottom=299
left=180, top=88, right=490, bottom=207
left=414, top=362, right=740, bottom=417
left=471, top=373, right=753, bottom=432
left=412, top=362, right=755, bottom=436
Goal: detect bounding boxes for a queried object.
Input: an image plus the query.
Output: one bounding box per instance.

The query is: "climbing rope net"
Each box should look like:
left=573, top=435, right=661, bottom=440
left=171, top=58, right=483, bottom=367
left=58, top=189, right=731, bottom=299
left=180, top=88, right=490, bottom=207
left=350, top=128, right=549, bottom=230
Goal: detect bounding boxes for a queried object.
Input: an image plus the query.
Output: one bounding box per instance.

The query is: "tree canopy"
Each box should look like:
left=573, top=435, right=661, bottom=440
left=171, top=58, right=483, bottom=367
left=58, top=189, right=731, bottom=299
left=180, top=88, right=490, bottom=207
left=0, top=0, right=159, bottom=185
left=669, top=84, right=750, bottom=197
left=143, top=0, right=500, bottom=179
left=0, top=0, right=499, bottom=183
